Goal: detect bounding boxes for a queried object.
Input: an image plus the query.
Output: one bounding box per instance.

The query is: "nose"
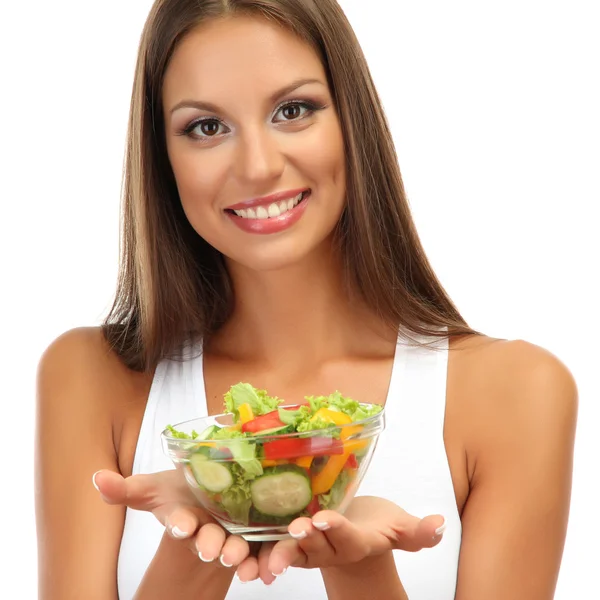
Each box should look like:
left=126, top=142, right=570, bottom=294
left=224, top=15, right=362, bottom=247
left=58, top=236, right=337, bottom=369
left=233, top=127, right=285, bottom=186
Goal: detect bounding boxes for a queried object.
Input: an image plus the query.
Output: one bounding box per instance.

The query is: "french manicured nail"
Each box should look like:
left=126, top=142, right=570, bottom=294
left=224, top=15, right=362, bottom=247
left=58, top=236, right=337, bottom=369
left=198, top=551, right=214, bottom=562
left=220, top=554, right=233, bottom=568
left=289, top=530, right=307, bottom=539
left=92, top=471, right=101, bottom=491
left=313, top=522, right=330, bottom=531
left=435, top=520, right=447, bottom=536
left=171, top=526, right=188, bottom=539
left=271, top=567, right=287, bottom=577
left=234, top=572, right=248, bottom=584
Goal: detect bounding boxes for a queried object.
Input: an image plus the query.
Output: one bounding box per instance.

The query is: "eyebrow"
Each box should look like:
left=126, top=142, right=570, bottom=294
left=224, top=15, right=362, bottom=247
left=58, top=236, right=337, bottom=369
left=168, top=77, right=325, bottom=115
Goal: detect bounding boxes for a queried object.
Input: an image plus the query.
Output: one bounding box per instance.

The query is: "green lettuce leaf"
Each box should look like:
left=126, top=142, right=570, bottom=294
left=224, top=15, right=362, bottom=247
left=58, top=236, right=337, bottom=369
left=165, top=425, right=200, bottom=439
left=226, top=438, right=263, bottom=478
left=296, top=416, right=340, bottom=438
left=224, top=382, right=282, bottom=421
left=219, top=464, right=253, bottom=525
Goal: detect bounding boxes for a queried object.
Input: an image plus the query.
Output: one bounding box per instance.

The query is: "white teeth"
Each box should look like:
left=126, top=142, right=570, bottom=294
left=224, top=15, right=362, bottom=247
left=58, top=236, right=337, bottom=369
left=233, top=192, right=305, bottom=219
left=267, top=203, right=281, bottom=218
left=256, top=206, right=269, bottom=219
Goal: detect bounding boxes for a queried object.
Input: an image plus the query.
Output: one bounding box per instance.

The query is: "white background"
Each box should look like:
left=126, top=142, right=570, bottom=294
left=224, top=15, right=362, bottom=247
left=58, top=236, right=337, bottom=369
left=1, top=0, right=598, bottom=596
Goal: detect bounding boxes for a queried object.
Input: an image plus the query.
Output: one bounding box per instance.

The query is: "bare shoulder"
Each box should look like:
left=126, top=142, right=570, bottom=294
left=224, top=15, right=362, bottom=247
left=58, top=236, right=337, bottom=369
left=38, top=327, right=150, bottom=417
left=38, top=326, right=134, bottom=390
left=449, top=334, right=578, bottom=444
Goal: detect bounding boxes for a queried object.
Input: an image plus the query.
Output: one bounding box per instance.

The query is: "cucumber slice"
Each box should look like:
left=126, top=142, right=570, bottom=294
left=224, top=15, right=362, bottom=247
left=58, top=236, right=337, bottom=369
left=189, top=453, right=233, bottom=492
left=197, top=425, right=219, bottom=440
left=254, top=425, right=294, bottom=437
left=250, top=465, right=312, bottom=517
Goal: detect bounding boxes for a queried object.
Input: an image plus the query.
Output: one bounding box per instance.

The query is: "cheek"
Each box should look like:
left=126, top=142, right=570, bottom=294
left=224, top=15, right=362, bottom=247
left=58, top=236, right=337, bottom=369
left=298, top=121, right=345, bottom=195
left=168, top=146, right=226, bottom=213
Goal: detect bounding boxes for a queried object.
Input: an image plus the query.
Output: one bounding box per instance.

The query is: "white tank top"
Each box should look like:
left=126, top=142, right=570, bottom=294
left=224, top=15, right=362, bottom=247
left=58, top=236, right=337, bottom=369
left=117, top=334, right=462, bottom=599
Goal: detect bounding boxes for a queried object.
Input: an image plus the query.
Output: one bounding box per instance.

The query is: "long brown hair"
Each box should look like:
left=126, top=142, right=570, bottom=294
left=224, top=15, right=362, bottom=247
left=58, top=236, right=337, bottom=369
left=102, top=0, right=477, bottom=372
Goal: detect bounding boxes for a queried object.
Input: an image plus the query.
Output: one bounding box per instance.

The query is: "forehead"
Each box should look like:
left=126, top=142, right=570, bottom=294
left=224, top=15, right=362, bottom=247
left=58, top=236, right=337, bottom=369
left=162, top=16, right=326, bottom=107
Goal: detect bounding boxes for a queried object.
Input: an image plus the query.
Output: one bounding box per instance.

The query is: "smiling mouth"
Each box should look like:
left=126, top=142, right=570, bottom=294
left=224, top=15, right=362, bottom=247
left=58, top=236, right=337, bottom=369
left=225, top=191, right=309, bottom=220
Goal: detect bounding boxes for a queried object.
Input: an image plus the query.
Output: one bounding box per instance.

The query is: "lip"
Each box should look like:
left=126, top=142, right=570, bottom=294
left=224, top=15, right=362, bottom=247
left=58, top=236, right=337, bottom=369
left=225, top=188, right=308, bottom=211
left=226, top=191, right=311, bottom=235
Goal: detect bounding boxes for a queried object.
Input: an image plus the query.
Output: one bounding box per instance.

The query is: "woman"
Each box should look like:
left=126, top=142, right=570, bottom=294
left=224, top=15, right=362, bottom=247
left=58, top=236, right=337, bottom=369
left=34, top=1, right=577, bottom=598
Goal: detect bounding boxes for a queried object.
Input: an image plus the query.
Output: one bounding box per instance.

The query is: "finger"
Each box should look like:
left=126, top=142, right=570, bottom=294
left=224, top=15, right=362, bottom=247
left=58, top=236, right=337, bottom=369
left=235, top=555, right=260, bottom=583
left=290, top=517, right=335, bottom=563
left=219, top=535, right=251, bottom=568
left=309, top=510, right=369, bottom=562
left=267, top=537, right=305, bottom=576
left=417, top=514, right=447, bottom=549
left=92, top=470, right=128, bottom=504
left=394, top=513, right=446, bottom=552
left=164, top=506, right=200, bottom=540
left=257, top=541, right=278, bottom=585
left=92, top=470, right=164, bottom=512
left=194, top=523, right=227, bottom=563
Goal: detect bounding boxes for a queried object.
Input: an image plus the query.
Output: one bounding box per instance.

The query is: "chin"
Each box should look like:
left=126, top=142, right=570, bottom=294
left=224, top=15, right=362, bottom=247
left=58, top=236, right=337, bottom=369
left=223, top=237, right=327, bottom=273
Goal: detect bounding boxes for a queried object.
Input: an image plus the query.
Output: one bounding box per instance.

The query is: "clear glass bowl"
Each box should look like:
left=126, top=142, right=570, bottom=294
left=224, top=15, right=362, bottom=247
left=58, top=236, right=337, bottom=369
left=161, top=405, right=385, bottom=541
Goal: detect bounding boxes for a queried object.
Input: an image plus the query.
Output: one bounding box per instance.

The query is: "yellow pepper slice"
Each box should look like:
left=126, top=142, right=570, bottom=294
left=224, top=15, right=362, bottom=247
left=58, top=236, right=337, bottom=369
left=238, top=403, right=254, bottom=424
left=192, top=442, right=216, bottom=449
left=312, top=409, right=368, bottom=452
left=311, top=408, right=352, bottom=426
left=311, top=450, right=351, bottom=496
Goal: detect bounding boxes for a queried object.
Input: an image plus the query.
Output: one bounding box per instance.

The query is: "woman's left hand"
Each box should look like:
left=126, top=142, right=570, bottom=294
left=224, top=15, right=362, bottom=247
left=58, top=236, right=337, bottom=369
left=256, top=496, right=446, bottom=583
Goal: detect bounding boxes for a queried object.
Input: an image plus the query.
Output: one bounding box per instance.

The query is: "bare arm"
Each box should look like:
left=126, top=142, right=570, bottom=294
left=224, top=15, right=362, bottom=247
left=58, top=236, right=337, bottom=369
left=133, top=532, right=233, bottom=599
left=35, top=329, right=126, bottom=599
left=322, top=552, right=408, bottom=600
left=35, top=329, right=235, bottom=599
left=454, top=341, right=578, bottom=599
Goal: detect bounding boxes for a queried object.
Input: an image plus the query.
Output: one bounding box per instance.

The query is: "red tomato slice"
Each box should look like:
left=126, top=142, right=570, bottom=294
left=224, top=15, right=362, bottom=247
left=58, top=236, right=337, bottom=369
left=241, top=411, right=285, bottom=433
left=307, top=496, right=321, bottom=516
left=281, top=402, right=310, bottom=410
left=262, top=436, right=344, bottom=460
left=345, top=453, right=359, bottom=470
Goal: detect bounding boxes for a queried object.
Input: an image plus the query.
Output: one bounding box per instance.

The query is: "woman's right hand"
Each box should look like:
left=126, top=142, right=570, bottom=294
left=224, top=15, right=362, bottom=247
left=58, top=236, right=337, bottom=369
left=92, top=468, right=261, bottom=582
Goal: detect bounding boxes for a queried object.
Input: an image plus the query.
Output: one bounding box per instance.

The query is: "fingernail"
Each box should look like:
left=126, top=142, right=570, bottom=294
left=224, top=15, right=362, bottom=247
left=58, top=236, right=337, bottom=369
left=234, top=572, right=248, bottom=584
left=435, top=520, right=447, bottom=536
left=198, top=551, right=214, bottom=562
left=92, top=471, right=101, bottom=491
left=171, top=526, right=188, bottom=539
left=271, top=567, right=287, bottom=577
left=289, top=530, right=307, bottom=539
left=220, top=554, right=233, bottom=568
left=313, top=522, right=330, bottom=531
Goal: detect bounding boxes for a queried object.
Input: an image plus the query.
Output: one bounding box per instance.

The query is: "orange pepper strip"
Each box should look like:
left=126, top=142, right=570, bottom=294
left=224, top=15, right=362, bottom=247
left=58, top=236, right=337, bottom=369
left=261, top=459, right=289, bottom=468
left=296, top=456, right=314, bottom=469
left=311, top=450, right=351, bottom=496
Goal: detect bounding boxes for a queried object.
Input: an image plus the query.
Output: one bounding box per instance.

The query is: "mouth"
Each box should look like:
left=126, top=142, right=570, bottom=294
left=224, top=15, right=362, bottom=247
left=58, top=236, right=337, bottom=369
left=225, top=190, right=310, bottom=220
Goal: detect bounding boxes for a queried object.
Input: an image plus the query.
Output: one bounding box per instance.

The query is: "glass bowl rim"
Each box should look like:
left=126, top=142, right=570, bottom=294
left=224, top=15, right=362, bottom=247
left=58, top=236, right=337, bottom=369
left=161, top=402, right=386, bottom=444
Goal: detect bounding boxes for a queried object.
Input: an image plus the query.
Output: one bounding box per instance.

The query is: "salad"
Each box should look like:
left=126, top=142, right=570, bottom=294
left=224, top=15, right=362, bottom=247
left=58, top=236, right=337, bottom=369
left=166, top=382, right=383, bottom=527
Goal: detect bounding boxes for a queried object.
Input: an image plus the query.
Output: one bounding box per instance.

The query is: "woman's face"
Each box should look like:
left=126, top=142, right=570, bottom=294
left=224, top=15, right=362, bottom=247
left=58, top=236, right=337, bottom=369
left=162, top=16, right=346, bottom=272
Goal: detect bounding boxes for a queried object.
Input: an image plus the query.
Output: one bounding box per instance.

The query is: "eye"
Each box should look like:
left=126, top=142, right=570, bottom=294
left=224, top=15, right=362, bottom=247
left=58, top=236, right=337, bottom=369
left=182, top=118, right=229, bottom=139
left=273, top=101, right=322, bottom=123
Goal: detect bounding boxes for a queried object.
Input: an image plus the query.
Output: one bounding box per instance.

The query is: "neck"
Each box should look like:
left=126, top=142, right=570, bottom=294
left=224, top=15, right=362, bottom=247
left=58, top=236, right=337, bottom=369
left=210, top=245, right=389, bottom=367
